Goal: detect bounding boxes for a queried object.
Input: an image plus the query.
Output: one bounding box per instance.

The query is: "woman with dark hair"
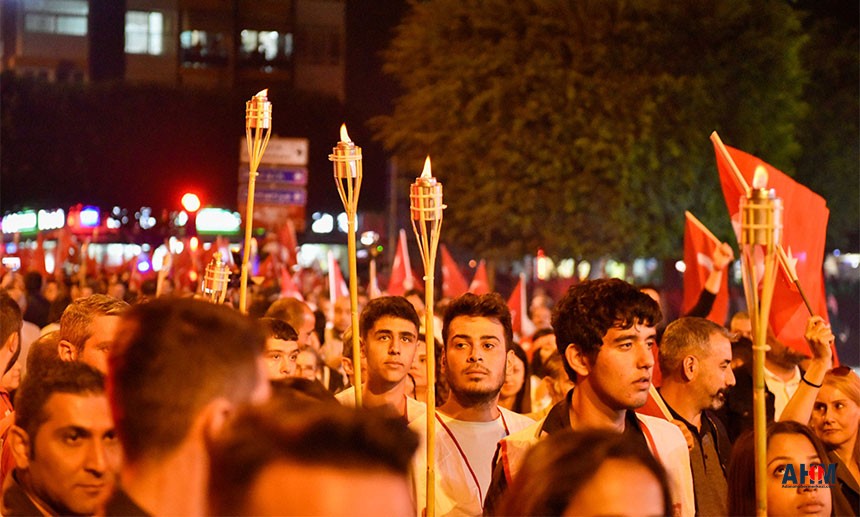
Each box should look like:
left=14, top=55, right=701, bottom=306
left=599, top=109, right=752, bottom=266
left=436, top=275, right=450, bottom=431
left=727, top=421, right=832, bottom=516
left=496, top=430, right=672, bottom=516
left=499, top=344, right=531, bottom=414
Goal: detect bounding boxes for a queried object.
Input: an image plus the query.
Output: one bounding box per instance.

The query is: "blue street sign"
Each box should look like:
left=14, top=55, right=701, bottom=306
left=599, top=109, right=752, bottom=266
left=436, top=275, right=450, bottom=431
left=238, top=166, right=308, bottom=186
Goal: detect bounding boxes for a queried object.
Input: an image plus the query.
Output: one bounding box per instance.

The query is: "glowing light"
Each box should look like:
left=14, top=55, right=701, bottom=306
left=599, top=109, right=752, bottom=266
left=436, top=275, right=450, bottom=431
left=37, top=209, right=65, bottom=231
left=421, top=156, right=432, bottom=179
left=137, top=260, right=151, bottom=273
left=675, top=260, right=687, bottom=273
left=190, top=237, right=199, bottom=251
left=752, top=166, right=768, bottom=189
left=181, top=193, right=201, bottom=213
left=339, top=123, right=351, bottom=143
left=79, top=206, right=100, bottom=228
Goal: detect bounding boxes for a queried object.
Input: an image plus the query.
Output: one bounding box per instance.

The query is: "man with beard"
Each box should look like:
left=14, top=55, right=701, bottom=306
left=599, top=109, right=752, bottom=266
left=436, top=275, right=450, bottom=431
left=410, top=293, right=534, bottom=516
left=656, top=317, right=735, bottom=516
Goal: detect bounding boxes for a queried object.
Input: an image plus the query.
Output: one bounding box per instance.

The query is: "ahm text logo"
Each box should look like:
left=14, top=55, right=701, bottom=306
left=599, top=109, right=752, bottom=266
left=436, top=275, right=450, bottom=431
left=781, top=463, right=837, bottom=488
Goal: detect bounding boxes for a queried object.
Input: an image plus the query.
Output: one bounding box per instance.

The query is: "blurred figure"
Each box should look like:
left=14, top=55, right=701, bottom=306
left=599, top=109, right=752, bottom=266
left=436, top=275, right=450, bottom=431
left=296, top=348, right=322, bottom=382
left=208, top=402, right=417, bottom=516
left=259, top=318, right=299, bottom=380
left=729, top=311, right=752, bottom=340
left=104, top=298, right=270, bottom=516
left=265, top=297, right=318, bottom=350
left=497, top=430, right=672, bottom=516
left=3, top=362, right=120, bottom=516
left=57, top=294, right=128, bottom=374
left=22, top=272, right=49, bottom=328
left=728, top=421, right=832, bottom=517
left=498, top=344, right=531, bottom=414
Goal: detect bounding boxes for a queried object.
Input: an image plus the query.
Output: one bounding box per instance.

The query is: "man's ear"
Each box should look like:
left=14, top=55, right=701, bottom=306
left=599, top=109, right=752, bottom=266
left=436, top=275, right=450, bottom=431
left=682, top=356, right=697, bottom=381
left=359, top=337, right=367, bottom=358
left=564, top=343, right=590, bottom=378
left=341, top=356, right=354, bottom=376
left=3, top=332, right=19, bottom=357
left=199, top=397, right=233, bottom=451
left=57, top=339, right=78, bottom=362
left=9, top=426, right=31, bottom=470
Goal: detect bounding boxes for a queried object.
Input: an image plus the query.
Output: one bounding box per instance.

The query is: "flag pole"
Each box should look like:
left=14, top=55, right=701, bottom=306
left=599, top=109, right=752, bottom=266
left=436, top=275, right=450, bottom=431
left=739, top=167, right=782, bottom=516
left=410, top=156, right=445, bottom=517
left=710, top=132, right=751, bottom=197
left=329, top=124, right=364, bottom=407
left=239, top=90, right=272, bottom=313
left=776, top=245, right=815, bottom=316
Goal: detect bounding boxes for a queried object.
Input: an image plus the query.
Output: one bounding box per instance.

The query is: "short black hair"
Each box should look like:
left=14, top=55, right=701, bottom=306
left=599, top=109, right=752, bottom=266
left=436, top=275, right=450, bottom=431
left=208, top=403, right=418, bottom=515
left=553, top=279, right=661, bottom=381
left=259, top=317, right=299, bottom=341
left=443, top=293, right=513, bottom=351
left=15, top=361, right=106, bottom=457
left=0, top=291, right=22, bottom=351
left=359, top=296, right=420, bottom=339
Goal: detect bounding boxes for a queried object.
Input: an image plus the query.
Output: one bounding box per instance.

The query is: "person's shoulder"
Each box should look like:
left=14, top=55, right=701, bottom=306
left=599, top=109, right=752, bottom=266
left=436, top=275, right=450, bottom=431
left=499, top=407, right=536, bottom=433
left=637, top=413, right=687, bottom=446
left=406, top=396, right=427, bottom=422
left=334, top=386, right=355, bottom=406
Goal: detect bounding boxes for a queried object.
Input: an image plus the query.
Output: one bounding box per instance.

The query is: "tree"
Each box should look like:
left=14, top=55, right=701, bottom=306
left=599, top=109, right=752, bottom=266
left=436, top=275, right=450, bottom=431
left=374, top=0, right=808, bottom=262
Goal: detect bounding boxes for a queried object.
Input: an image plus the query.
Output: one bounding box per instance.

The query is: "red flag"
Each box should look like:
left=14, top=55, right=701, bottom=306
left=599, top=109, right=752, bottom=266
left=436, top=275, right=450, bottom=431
left=469, top=260, right=489, bottom=295
left=682, top=212, right=729, bottom=325
left=714, top=141, right=830, bottom=357
left=278, top=219, right=299, bottom=268
left=507, top=273, right=528, bottom=336
left=327, top=250, right=349, bottom=300
left=31, top=232, right=48, bottom=277
left=387, top=229, right=415, bottom=296
left=280, top=265, right=304, bottom=301
left=54, top=227, right=72, bottom=279
left=441, top=244, right=469, bottom=299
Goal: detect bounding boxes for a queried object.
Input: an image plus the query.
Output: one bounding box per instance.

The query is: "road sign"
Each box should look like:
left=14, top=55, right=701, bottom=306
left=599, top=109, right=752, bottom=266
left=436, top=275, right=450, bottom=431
left=239, top=137, right=308, bottom=166
left=238, top=166, right=308, bottom=186
left=238, top=186, right=307, bottom=206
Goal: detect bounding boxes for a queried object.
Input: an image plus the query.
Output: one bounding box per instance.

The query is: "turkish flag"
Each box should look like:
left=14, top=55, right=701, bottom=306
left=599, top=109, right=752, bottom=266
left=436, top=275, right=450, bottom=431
left=507, top=273, right=527, bottom=336
left=713, top=140, right=830, bottom=357
left=387, top=229, right=415, bottom=296
left=682, top=212, right=729, bottom=325
left=32, top=232, right=48, bottom=277
left=469, top=260, right=489, bottom=295
left=280, top=264, right=304, bottom=301
left=327, top=250, right=349, bottom=300
left=441, top=244, right=469, bottom=299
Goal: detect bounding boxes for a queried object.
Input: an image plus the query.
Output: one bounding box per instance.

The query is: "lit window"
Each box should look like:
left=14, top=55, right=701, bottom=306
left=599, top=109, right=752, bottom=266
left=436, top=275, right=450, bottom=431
left=23, top=0, right=88, bottom=36
left=125, top=11, right=164, bottom=55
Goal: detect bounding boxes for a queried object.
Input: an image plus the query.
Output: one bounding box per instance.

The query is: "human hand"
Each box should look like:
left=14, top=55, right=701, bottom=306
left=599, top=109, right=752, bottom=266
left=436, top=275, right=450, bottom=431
left=670, top=419, right=694, bottom=450
left=804, top=316, right=834, bottom=367
left=712, top=242, right=734, bottom=271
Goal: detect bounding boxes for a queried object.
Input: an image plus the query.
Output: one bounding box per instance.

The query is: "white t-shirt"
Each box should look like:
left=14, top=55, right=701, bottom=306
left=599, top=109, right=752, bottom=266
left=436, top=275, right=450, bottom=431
left=410, top=408, right=535, bottom=516
left=335, top=386, right=426, bottom=424
left=764, top=366, right=801, bottom=420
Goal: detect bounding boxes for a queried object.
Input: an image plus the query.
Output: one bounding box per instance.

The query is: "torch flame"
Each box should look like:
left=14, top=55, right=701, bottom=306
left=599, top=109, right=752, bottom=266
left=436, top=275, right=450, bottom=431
left=752, top=165, right=768, bottom=189
left=421, top=156, right=432, bottom=179
left=254, top=89, right=268, bottom=99
left=339, top=124, right=352, bottom=144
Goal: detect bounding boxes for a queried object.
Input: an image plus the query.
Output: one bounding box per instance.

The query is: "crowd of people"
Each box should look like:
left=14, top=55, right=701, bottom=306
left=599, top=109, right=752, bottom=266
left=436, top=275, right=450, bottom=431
left=0, top=262, right=856, bottom=516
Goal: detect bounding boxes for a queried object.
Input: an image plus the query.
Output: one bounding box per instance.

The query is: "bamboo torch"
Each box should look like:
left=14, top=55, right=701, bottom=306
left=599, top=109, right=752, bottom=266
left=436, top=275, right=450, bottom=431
left=201, top=252, right=231, bottom=304
left=329, top=124, right=364, bottom=407
left=239, top=89, right=272, bottom=313
left=739, top=165, right=782, bottom=516
left=409, top=156, right=445, bottom=517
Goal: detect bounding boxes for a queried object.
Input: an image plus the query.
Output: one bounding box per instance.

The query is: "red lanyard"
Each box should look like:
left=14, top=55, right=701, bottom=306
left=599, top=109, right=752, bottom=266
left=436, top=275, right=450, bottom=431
left=434, top=411, right=510, bottom=509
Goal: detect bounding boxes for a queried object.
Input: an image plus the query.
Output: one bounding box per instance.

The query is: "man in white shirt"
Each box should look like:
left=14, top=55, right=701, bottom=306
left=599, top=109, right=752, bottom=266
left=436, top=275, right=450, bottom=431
left=336, top=296, right=425, bottom=423
left=411, top=293, right=534, bottom=517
